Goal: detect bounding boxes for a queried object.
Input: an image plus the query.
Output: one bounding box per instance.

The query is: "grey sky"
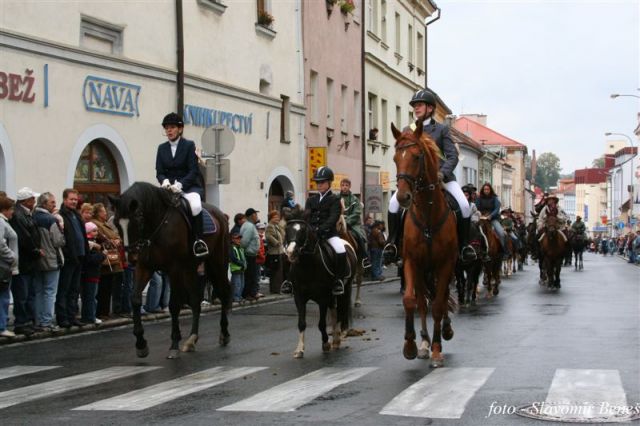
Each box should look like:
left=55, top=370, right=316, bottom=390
left=428, top=0, right=639, bottom=174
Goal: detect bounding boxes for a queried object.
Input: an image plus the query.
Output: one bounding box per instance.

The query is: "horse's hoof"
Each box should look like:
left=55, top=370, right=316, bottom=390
left=331, top=340, right=341, bottom=350
left=417, top=349, right=430, bottom=359
left=354, top=301, right=361, bottom=308
left=167, top=349, right=180, bottom=359
left=293, top=351, right=304, bottom=359
left=136, top=346, right=149, bottom=358
left=322, top=342, right=331, bottom=352
left=442, top=327, right=454, bottom=341
left=403, top=341, right=418, bottom=360
left=430, top=357, right=445, bottom=368
left=181, top=335, right=198, bottom=352
left=493, top=287, right=500, bottom=296
left=219, top=334, right=230, bottom=346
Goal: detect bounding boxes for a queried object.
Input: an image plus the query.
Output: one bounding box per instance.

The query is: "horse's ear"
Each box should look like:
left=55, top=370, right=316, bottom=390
left=107, top=195, right=120, bottom=211
left=413, top=118, right=424, bottom=139
left=391, top=122, right=401, bottom=140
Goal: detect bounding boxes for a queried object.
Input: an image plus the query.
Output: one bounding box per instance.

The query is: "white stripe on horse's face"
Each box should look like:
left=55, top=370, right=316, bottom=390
left=119, top=218, right=130, bottom=247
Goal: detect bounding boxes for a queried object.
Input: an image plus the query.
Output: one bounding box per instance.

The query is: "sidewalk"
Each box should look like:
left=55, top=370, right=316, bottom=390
left=0, top=266, right=399, bottom=346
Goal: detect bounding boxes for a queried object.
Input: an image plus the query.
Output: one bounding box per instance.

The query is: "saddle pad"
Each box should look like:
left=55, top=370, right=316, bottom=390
left=202, top=210, right=217, bottom=235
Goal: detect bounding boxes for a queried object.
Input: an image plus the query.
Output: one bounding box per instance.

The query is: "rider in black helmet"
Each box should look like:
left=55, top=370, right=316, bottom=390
left=156, top=112, right=208, bottom=257
left=305, top=166, right=348, bottom=296
left=385, top=89, right=476, bottom=263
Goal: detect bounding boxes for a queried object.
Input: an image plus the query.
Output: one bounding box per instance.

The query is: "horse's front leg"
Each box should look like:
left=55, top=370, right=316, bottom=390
left=417, top=294, right=430, bottom=359
left=430, top=267, right=453, bottom=368
left=293, top=294, right=306, bottom=359
left=319, top=302, right=330, bottom=353
left=182, top=272, right=202, bottom=353
left=402, top=260, right=418, bottom=360
left=132, top=267, right=152, bottom=358
left=329, top=303, right=341, bottom=350
left=167, top=292, right=182, bottom=359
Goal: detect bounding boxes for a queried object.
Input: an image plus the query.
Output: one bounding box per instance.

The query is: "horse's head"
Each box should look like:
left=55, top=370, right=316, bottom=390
left=391, top=120, right=439, bottom=209
left=108, top=182, right=172, bottom=265
left=544, top=215, right=559, bottom=236
left=284, top=207, right=311, bottom=263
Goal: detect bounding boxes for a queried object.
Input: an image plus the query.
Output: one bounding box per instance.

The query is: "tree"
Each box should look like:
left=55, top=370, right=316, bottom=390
left=591, top=156, right=605, bottom=168
left=535, top=152, right=562, bottom=191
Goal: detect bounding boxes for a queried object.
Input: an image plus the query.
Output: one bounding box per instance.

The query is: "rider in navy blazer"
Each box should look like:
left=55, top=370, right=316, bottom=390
left=155, top=113, right=208, bottom=257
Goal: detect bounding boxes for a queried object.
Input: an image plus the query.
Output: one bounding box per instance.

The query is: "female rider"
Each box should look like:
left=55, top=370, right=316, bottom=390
left=475, top=183, right=509, bottom=258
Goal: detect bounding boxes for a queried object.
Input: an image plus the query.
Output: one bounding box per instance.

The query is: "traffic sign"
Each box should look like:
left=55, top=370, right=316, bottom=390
left=201, top=125, right=235, bottom=157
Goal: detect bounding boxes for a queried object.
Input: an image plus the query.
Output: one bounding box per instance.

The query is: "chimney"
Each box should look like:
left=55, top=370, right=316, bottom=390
left=460, top=113, right=487, bottom=126
left=531, top=149, right=537, bottom=185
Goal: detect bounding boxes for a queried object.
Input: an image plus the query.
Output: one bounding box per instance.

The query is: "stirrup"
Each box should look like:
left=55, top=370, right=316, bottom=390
left=362, top=257, right=372, bottom=269
left=382, top=243, right=397, bottom=264
left=280, top=280, right=293, bottom=294
left=193, top=240, right=209, bottom=258
left=332, top=279, right=345, bottom=296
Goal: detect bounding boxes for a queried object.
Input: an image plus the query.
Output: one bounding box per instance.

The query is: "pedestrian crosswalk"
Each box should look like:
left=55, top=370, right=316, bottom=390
left=0, top=364, right=636, bottom=422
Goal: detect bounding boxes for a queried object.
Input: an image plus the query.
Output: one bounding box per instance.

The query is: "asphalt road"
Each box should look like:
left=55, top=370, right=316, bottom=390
left=0, top=253, right=638, bottom=425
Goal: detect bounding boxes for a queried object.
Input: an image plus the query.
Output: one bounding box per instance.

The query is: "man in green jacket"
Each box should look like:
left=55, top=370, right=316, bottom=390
left=339, top=178, right=369, bottom=268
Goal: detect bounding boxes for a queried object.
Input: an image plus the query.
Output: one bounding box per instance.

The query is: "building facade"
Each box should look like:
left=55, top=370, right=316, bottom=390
left=0, top=1, right=306, bottom=218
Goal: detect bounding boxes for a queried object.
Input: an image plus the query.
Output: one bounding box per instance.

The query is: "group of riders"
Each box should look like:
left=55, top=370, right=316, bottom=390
left=153, top=88, right=589, bottom=296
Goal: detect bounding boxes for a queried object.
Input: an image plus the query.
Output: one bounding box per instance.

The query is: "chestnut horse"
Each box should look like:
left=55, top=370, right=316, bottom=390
left=391, top=121, right=457, bottom=368
left=478, top=217, right=503, bottom=297
left=539, top=215, right=566, bottom=289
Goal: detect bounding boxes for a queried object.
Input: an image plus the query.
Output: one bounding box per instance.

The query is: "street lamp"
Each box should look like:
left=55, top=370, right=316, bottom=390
left=610, top=94, right=640, bottom=99
left=604, top=132, right=634, bottom=147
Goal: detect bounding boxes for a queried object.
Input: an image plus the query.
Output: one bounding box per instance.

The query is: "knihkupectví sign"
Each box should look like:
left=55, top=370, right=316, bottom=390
left=183, top=104, right=253, bottom=135
left=83, top=76, right=140, bottom=117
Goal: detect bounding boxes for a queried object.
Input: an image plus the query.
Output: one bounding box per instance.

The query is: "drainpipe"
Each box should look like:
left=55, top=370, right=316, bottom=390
left=176, top=0, right=185, bottom=114
left=360, top=0, right=366, bottom=213
left=424, top=7, right=441, bottom=88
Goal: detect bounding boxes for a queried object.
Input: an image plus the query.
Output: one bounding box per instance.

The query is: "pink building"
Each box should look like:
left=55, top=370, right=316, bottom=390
left=303, top=0, right=363, bottom=195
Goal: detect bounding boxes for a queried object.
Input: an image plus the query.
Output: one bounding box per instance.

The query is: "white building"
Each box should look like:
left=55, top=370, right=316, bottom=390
left=363, top=0, right=439, bottom=218
left=0, top=1, right=305, bottom=218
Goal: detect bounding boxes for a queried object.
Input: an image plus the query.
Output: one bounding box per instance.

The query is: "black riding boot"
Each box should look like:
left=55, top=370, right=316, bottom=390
left=332, top=252, right=348, bottom=296
left=193, top=212, right=209, bottom=258
left=459, top=217, right=476, bottom=262
left=383, top=211, right=402, bottom=264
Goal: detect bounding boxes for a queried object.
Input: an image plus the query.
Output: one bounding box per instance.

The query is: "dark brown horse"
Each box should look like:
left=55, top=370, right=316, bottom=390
left=539, top=215, right=567, bottom=289
left=391, top=121, right=457, bottom=368
left=478, top=217, right=503, bottom=297
left=110, top=182, right=231, bottom=359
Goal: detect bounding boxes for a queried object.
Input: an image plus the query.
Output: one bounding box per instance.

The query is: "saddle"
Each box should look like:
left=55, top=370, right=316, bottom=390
left=444, top=191, right=462, bottom=223
left=178, top=197, right=217, bottom=235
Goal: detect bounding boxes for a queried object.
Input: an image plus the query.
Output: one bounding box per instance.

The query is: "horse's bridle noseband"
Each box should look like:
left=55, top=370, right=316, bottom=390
left=395, top=141, right=437, bottom=194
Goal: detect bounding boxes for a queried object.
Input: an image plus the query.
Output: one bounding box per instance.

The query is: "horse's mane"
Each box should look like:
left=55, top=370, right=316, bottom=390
left=119, top=182, right=174, bottom=214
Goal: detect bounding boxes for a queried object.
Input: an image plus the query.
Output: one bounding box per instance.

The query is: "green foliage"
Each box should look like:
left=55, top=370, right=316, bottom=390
left=591, top=156, right=605, bottom=168
left=535, top=152, right=562, bottom=191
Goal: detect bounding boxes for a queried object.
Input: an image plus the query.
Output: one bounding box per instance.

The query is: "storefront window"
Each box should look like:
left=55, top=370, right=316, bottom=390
left=73, top=139, right=120, bottom=205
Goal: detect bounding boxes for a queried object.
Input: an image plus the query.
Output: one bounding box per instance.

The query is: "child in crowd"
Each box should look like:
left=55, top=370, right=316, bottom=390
left=80, top=222, right=105, bottom=325
left=229, top=232, right=247, bottom=303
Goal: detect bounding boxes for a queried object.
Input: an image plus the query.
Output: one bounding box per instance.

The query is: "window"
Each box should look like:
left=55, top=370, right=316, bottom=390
left=367, top=92, right=378, bottom=136
left=407, top=24, right=414, bottom=64
left=280, top=95, right=290, bottom=143
left=380, top=0, right=387, bottom=43
left=417, top=32, right=424, bottom=70
left=327, top=78, right=334, bottom=128
left=197, top=0, right=227, bottom=14
left=395, top=105, right=402, bottom=129
left=310, top=70, right=318, bottom=123
left=74, top=140, right=120, bottom=205
left=381, top=99, right=388, bottom=143
left=341, top=85, right=348, bottom=133
left=394, top=13, right=401, bottom=53
left=354, top=90, right=361, bottom=136
left=80, top=16, right=123, bottom=55
left=257, top=0, right=274, bottom=27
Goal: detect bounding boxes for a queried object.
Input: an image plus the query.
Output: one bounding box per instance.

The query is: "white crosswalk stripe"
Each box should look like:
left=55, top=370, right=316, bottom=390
left=0, top=365, right=60, bottom=381
left=380, top=367, right=495, bottom=419
left=542, top=369, right=628, bottom=421
left=0, top=366, right=160, bottom=410
left=73, top=366, right=267, bottom=411
left=218, top=367, right=378, bottom=412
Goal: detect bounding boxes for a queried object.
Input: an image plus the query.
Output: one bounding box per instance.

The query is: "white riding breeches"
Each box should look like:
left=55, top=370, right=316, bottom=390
left=182, top=192, right=202, bottom=216
left=444, top=181, right=471, bottom=218
left=327, top=236, right=346, bottom=254
left=388, top=182, right=471, bottom=218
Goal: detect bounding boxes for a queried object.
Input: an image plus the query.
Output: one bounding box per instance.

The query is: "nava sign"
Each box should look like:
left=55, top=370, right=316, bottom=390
left=83, top=76, right=140, bottom=117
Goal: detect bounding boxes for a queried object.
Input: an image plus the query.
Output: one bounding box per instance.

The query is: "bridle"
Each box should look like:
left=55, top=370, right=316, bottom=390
left=285, top=219, right=312, bottom=257
left=395, top=141, right=438, bottom=195
left=122, top=208, right=172, bottom=256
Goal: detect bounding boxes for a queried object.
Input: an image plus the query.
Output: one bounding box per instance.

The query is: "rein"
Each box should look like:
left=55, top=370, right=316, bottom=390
left=127, top=208, right=173, bottom=254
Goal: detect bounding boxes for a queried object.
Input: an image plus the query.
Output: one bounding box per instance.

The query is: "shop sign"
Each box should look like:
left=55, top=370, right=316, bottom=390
left=380, top=171, right=390, bottom=190
left=365, top=185, right=383, bottom=213
left=184, top=104, right=253, bottom=134
left=83, top=76, right=140, bottom=117
left=0, top=68, right=36, bottom=103
left=307, top=147, right=326, bottom=190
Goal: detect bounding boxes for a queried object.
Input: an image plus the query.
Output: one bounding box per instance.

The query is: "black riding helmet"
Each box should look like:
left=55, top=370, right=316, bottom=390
left=313, top=166, right=334, bottom=182
left=162, top=112, right=184, bottom=127
left=409, top=89, right=437, bottom=107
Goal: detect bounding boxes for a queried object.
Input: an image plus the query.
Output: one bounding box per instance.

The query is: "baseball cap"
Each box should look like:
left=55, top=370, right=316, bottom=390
left=245, top=208, right=259, bottom=216
left=16, top=187, right=40, bottom=201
